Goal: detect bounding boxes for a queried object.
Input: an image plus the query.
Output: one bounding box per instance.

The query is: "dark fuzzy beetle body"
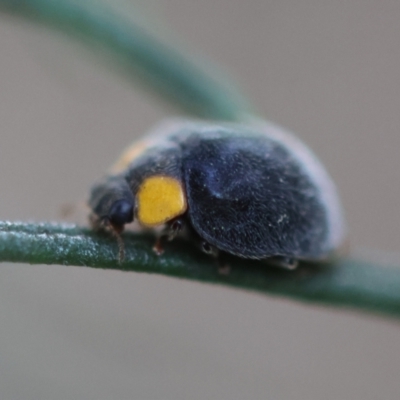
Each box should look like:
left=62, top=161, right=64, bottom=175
left=89, top=119, right=346, bottom=264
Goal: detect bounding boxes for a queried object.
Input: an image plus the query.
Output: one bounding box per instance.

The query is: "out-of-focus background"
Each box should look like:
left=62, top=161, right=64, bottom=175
left=0, top=1, right=400, bottom=399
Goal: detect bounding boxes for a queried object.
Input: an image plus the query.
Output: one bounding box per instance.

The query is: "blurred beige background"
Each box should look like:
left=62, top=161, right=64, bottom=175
left=0, top=1, right=400, bottom=399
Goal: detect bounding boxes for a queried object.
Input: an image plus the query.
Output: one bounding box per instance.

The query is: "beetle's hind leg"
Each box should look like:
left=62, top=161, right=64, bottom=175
left=266, top=256, right=299, bottom=270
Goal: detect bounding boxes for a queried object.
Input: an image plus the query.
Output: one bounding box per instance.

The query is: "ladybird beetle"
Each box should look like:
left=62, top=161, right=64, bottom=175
left=89, top=119, right=346, bottom=268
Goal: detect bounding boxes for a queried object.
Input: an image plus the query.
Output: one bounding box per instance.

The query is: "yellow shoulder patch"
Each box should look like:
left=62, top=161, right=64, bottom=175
left=137, top=175, right=187, bottom=227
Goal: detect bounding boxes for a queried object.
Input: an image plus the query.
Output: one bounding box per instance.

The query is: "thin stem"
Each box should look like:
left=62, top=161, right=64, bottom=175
left=1, top=221, right=400, bottom=319
left=0, top=0, right=251, bottom=120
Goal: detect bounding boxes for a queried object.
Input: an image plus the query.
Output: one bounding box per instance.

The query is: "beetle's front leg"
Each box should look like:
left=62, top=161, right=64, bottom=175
left=89, top=175, right=134, bottom=261
left=153, top=217, right=185, bottom=255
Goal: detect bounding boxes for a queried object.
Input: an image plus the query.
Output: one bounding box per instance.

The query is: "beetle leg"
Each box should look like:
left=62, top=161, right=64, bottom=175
left=200, top=240, right=219, bottom=257
left=166, top=218, right=185, bottom=241
left=152, top=237, right=164, bottom=256
left=89, top=214, right=126, bottom=263
left=217, top=262, right=231, bottom=276
left=199, top=240, right=232, bottom=275
left=267, top=256, right=299, bottom=270
left=108, top=224, right=126, bottom=263
left=152, top=217, right=185, bottom=255
left=88, top=176, right=136, bottom=263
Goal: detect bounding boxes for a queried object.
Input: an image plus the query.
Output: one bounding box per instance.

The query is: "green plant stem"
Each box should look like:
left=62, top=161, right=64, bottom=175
left=2, top=221, right=400, bottom=318
left=0, top=0, right=251, bottom=120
